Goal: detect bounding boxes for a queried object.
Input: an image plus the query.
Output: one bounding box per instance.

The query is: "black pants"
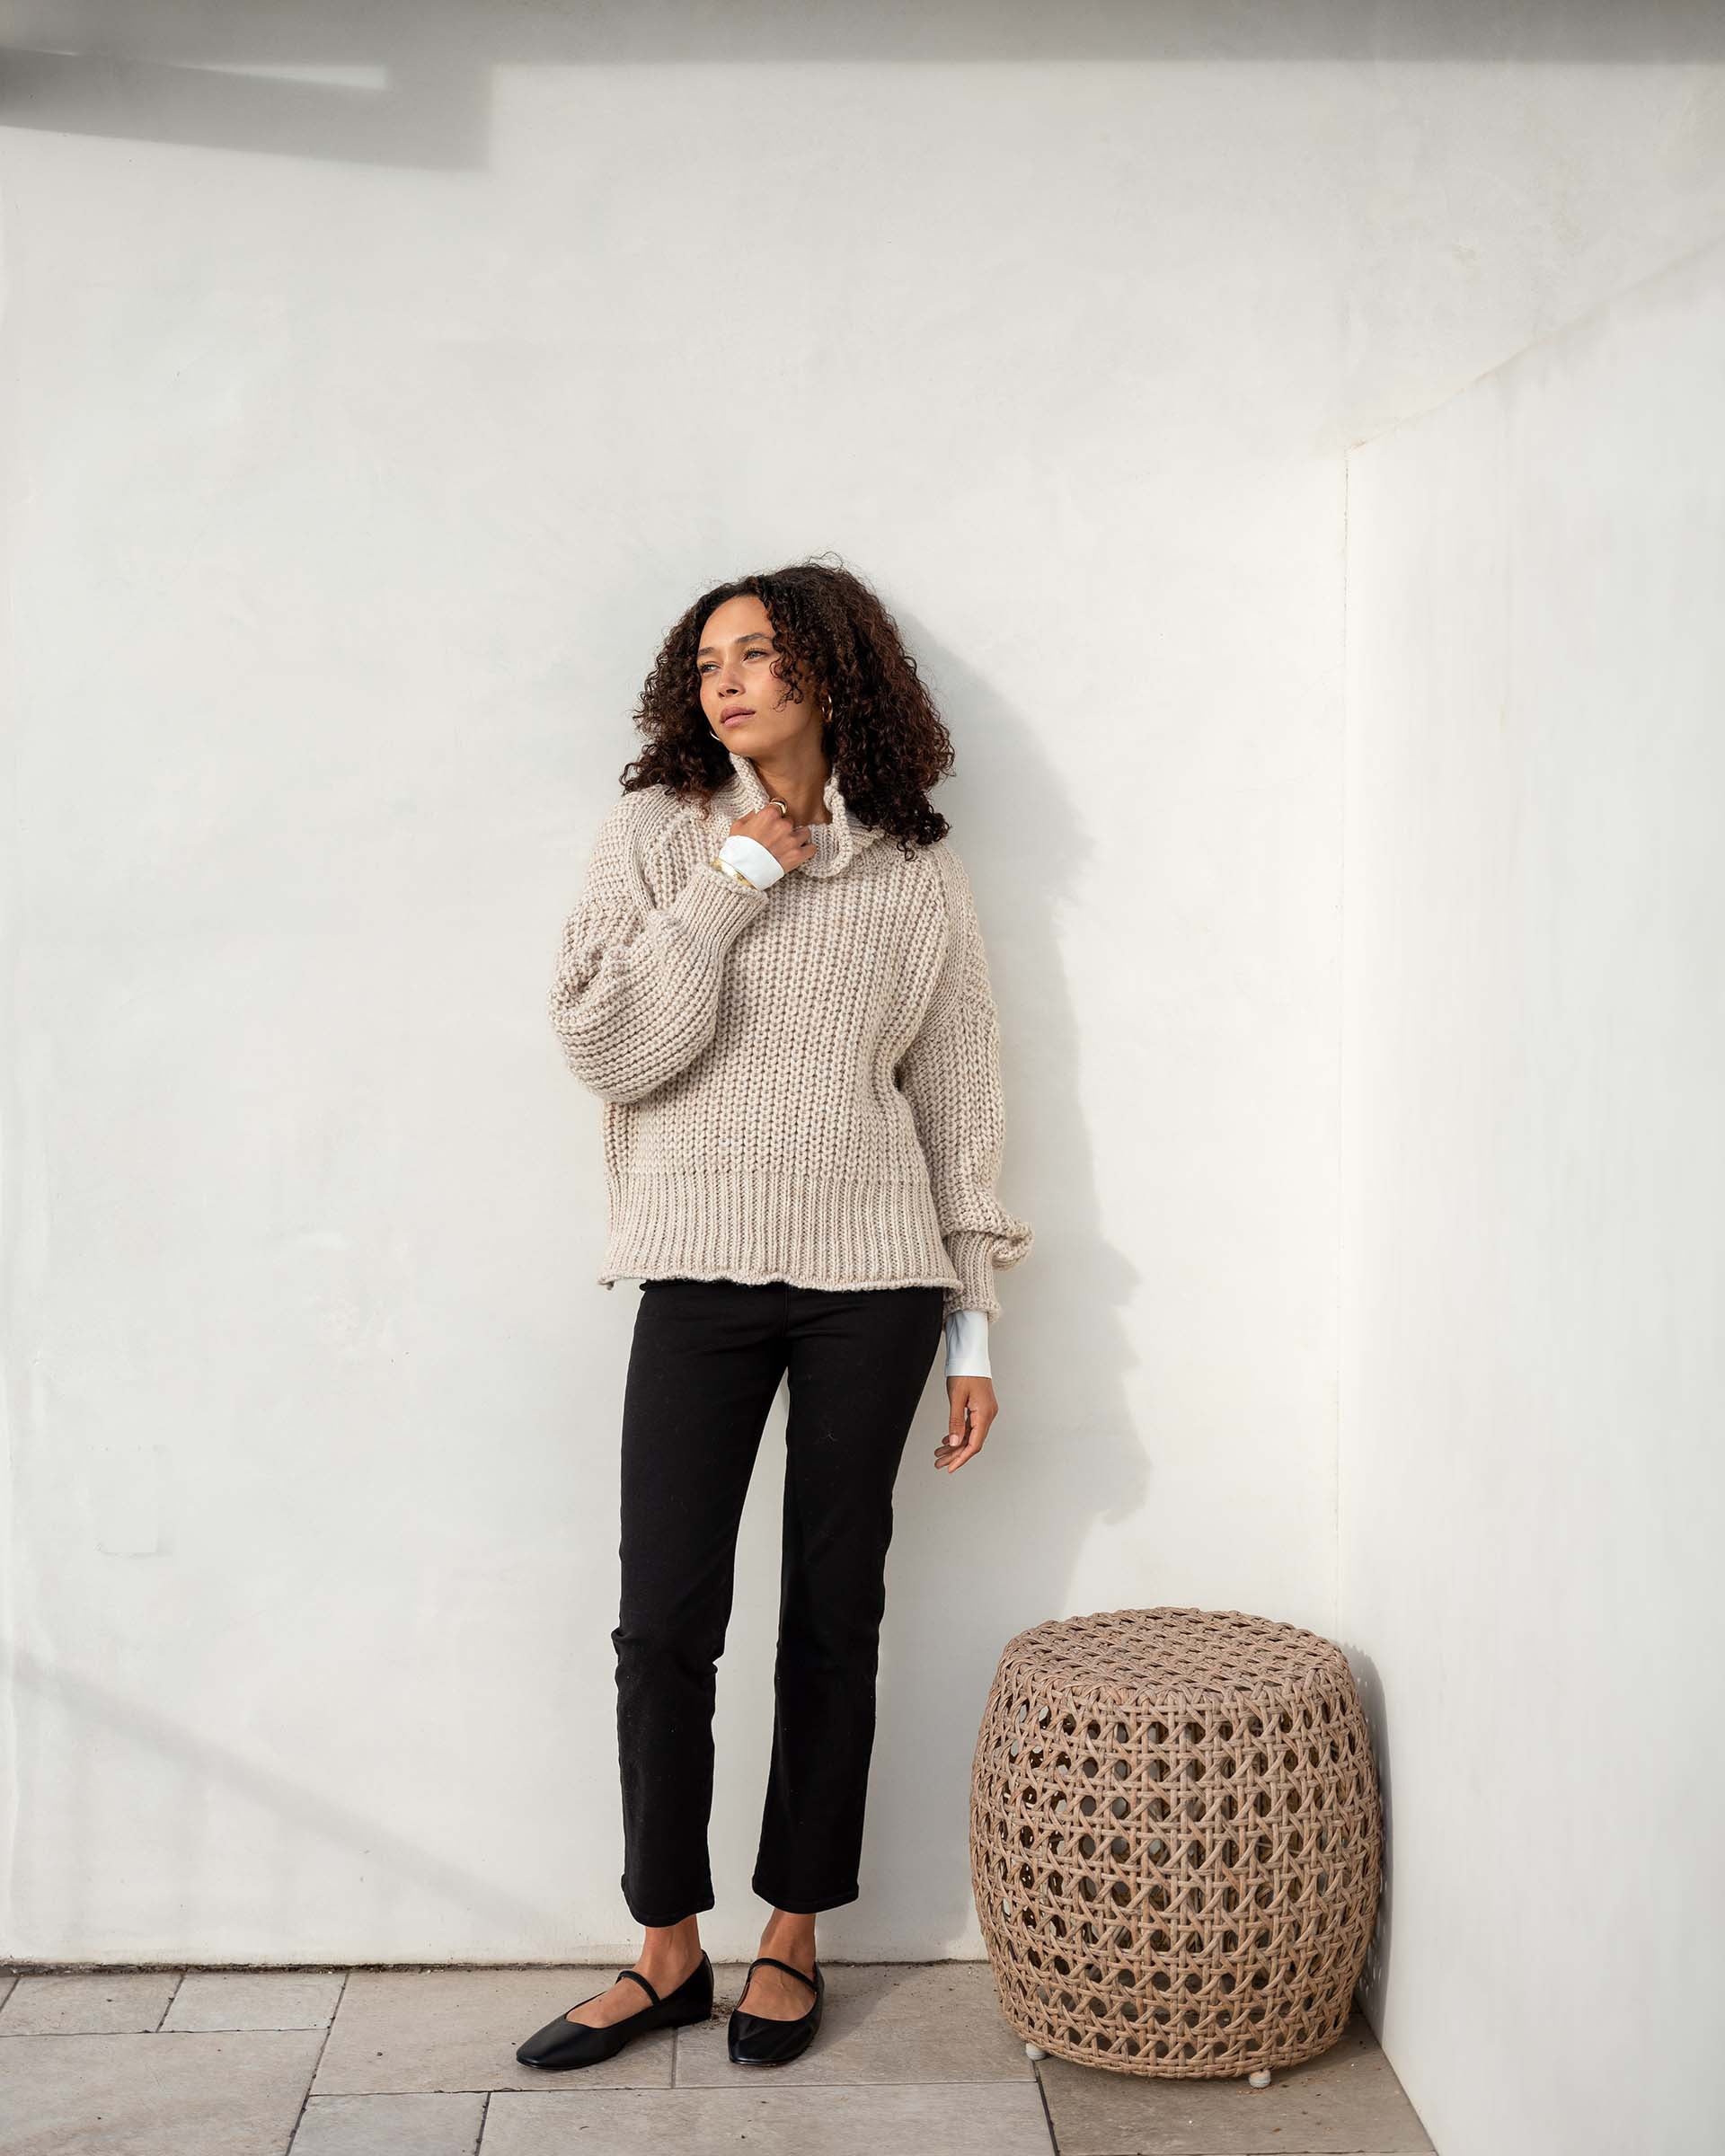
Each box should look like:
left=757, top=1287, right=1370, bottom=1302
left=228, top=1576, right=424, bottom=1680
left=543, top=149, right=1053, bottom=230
left=612, top=1276, right=947, bottom=1928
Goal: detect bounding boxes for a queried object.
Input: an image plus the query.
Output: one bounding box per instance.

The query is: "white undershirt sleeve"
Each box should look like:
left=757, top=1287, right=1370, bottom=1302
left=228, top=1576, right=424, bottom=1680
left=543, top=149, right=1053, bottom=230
left=944, top=1306, right=992, bottom=1379
left=719, top=833, right=785, bottom=888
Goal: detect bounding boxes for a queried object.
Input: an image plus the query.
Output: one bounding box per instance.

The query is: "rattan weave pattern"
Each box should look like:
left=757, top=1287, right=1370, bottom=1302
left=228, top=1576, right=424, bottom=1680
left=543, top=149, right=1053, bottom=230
left=969, top=1607, right=1382, bottom=2078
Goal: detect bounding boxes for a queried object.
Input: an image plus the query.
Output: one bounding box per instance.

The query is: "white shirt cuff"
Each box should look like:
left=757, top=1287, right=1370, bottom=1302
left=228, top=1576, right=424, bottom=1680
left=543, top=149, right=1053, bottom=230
left=719, top=833, right=784, bottom=889
left=944, top=1306, right=992, bottom=1378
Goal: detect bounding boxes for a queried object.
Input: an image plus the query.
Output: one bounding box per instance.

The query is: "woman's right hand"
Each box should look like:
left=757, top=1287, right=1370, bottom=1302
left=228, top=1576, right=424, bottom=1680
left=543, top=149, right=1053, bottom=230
left=730, top=804, right=817, bottom=875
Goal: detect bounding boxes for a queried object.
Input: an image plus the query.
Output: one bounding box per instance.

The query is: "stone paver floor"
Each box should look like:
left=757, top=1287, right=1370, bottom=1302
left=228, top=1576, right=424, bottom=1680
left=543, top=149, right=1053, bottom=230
left=0, top=1962, right=1435, bottom=2154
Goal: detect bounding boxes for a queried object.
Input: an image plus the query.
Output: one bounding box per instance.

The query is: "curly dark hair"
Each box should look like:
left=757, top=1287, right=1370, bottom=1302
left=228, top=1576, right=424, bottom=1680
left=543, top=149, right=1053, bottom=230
left=616, top=554, right=954, bottom=854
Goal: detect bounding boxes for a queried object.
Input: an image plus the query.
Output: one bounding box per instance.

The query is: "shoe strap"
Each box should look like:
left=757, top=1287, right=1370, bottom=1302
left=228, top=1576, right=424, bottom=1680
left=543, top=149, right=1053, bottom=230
left=615, top=1966, right=659, bottom=2007
left=748, top=1953, right=818, bottom=1993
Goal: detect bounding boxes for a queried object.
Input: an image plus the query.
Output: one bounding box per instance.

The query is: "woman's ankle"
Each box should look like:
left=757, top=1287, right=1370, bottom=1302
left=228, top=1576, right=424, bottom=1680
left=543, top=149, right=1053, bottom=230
left=757, top=1910, right=817, bottom=1963
left=636, top=1917, right=703, bottom=1982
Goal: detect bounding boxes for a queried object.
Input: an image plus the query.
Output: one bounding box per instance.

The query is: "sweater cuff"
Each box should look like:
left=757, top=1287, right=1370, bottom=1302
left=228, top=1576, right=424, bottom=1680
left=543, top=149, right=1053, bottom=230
left=944, top=1228, right=1013, bottom=1321
left=672, top=855, right=771, bottom=944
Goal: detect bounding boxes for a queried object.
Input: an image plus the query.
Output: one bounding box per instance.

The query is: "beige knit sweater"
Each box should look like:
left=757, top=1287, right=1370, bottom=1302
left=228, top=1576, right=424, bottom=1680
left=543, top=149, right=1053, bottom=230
left=549, top=747, right=1033, bottom=1321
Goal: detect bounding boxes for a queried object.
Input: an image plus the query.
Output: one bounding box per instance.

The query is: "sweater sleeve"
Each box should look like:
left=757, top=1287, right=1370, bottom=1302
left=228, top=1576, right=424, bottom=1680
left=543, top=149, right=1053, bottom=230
left=549, top=792, right=768, bottom=1104
left=895, top=842, right=1034, bottom=1321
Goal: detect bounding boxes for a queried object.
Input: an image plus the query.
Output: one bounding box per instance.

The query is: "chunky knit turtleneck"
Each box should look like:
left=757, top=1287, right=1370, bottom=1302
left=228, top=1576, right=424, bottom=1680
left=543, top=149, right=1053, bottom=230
left=549, top=747, right=1033, bottom=1323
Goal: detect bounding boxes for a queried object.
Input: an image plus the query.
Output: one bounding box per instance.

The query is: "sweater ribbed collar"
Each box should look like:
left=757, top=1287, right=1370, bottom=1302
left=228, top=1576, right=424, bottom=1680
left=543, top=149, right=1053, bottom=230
left=712, top=747, right=884, bottom=880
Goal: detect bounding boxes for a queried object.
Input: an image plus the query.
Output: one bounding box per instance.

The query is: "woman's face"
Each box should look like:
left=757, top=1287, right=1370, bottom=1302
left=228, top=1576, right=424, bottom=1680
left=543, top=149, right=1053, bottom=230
left=695, top=593, right=823, bottom=759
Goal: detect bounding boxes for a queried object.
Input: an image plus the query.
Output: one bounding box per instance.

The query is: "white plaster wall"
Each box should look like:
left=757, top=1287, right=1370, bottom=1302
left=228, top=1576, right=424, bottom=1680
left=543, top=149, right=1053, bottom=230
left=2, top=0, right=1722, bottom=2001
left=1341, top=237, right=1725, bottom=2155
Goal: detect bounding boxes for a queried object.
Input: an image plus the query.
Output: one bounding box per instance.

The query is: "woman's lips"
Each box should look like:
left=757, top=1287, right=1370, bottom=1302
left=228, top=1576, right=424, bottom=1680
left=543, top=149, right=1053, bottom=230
left=721, top=710, right=754, bottom=725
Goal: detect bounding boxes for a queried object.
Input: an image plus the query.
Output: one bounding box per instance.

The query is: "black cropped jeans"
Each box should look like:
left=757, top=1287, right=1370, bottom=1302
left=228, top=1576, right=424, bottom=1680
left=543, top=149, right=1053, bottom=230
left=611, top=1275, right=947, bottom=1928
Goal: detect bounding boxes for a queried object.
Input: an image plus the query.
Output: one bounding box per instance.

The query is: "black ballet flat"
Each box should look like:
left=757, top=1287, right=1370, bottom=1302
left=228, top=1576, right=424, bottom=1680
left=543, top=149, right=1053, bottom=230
left=726, top=1953, right=824, bottom=2065
left=516, top=1950, right=713, bottom=2070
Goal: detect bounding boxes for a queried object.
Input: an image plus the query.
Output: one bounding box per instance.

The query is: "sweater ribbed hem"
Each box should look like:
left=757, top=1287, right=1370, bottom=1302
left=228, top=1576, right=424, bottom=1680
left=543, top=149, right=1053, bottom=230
left=597, top=1168, right=964, bottom=1299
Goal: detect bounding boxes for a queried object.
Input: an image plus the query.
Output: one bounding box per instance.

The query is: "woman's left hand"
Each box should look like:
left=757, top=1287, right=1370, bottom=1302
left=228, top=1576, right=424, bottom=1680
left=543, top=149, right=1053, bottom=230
left=935, top=1377, right=997, bottom=1472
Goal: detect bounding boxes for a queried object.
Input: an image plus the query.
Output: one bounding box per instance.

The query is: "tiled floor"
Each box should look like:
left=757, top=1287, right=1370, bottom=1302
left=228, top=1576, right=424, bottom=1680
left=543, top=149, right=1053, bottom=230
left=0, top=1962, right=1435, bottom=2155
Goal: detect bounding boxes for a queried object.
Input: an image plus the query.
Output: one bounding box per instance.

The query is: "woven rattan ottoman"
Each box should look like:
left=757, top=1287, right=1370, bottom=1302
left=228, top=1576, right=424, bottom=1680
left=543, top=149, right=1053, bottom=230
left=969, top=1606, right=1382, bottom=2081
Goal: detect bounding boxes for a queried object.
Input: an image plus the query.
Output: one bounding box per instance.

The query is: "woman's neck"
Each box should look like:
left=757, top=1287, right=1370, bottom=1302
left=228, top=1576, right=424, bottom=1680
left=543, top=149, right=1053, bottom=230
left=747, top=753, right=832, bottom=827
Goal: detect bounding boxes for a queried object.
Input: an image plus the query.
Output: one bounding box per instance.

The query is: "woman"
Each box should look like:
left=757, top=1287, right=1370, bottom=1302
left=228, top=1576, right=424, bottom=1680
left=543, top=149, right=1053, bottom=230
left=517, top=561, right=1033, bottom=2072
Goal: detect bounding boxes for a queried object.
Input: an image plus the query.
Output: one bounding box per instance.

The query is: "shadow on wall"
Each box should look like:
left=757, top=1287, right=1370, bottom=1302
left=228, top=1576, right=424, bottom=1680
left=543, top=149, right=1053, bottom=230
left=1342, top=1643, right=1394, bottom=2030
left=4, top=0, right=1725, bottom=174
left=5, top=1645, right=551, bottom=1945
